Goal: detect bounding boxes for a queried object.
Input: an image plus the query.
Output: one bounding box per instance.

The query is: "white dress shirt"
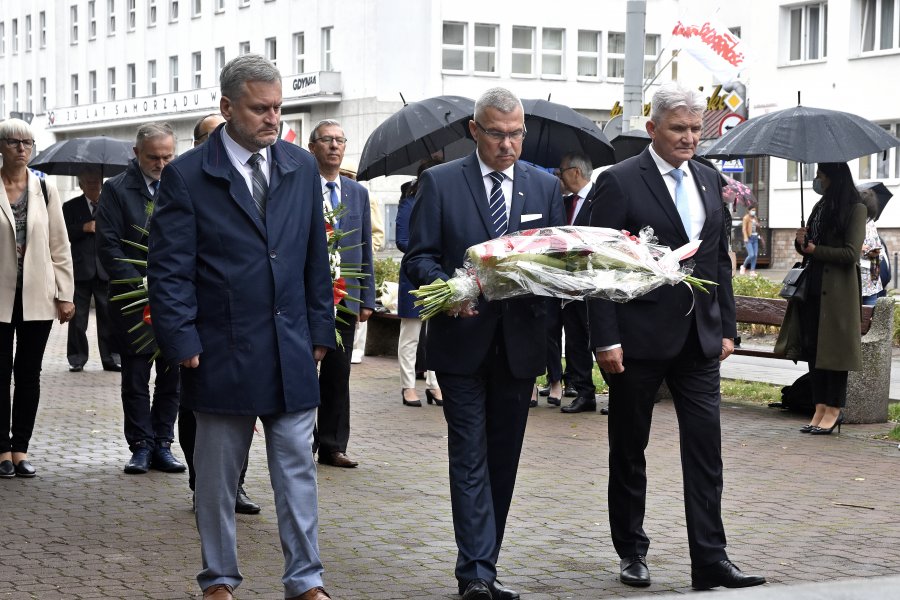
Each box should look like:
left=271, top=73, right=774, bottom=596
left=221, top=125, right=271, bottom=196
left=647, top=144, right=706, bottom=240
left=476, top=154, right=514, bottom=216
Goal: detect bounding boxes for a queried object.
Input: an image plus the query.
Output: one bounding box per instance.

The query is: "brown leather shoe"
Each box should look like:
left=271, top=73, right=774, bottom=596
left=287, top=586, right=331, bottom=600
left=318, top=451, right=358, bottom=468
left=203, top=583, right=234, bottom=599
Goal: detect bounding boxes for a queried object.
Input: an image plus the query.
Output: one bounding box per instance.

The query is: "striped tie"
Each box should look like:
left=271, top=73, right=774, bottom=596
left=488, top=171, right=508, bottom=237
left=248, top=153, right=268, bottom=219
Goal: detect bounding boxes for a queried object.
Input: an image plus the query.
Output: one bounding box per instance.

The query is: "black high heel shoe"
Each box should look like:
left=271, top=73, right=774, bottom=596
left=425, top=389, right=443, bottom=406
left=799, top=424, right=816, bottom=433
left=402, top=389, right=422, bottom=407
left=811, top=411, right=843, bottom=435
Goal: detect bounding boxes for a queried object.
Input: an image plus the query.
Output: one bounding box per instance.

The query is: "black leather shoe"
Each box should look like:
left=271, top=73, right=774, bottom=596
left=102, top=362, right=122, bottom=372
left=538, top=384, right=551, bottom=397
left=459, top=579, right=492, bottom=600
left=563, top=385, right=578, bottom=397
left=124, top=446, right=152, bottom=474
left=489, top=579, right=519, bottom=599
left=561, top=396, right=596, bottom=413
left=600, top=405, right=609, bottom=415
left=14, top=459, right=36, bottom=478
left=235, top=485, right=261, bottom=514
left=691, top=559, right=766, bottom=590
left=546, top=395, right=561, bottom=406
left=69, top=364, right=84, bottom=372
left=151, top=442, right=187, bottom=473
left=0, top=460, right=15, bottom=478
left=620, top=555, right=651, bottom=587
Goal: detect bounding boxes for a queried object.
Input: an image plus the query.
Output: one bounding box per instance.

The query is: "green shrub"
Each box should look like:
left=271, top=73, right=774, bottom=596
left=731, top=274, right=781, bottom=298
left=374, top=257, right=400, bottom=291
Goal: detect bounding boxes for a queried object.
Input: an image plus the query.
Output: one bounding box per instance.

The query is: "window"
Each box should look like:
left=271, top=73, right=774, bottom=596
left=321, top=27, right=333, bottom=70
left=40, top=11, right=47, bottom=47
left=169, top=55, right=179, bottom=92
left=861, top=0, right=899, bottom=51
left=860, top=123, right=900, bottom=178
left=40, top=78, right=47, bottom=113
left=265, top=37, right=277, bottom=65
left=12, top=83, right=18, bottom=113
left=442, top=22, right=466, bottom=72
left=239, top=0, right=250, bottom=7
left=70, top=5, right=79, bottom=44
left=170, top=0, right=180, bottom=22
left=108, top=0, right=116, bottom=34
left=25, top=15, right=32, bottom=52
left=0, top=86, right=5, bottom=117
left=0, top=22, right=5, bottom=56
left=787, top=2, right=828, bottom=61
left=473, top=24, right=498, bottom=74
left=88, top=0, right=97, bottom=39
left=89, top=70, right=97, bottom=103
left=127, top=63, right=136, bottom=98
left=149, top=0, right=158, bottom=26
left=541, top=28, right=565, bottom=76
left=607, top=32, right=625, bottom=78
left=192, top=52, right=202, bottom=88
left=787, top=161, right=816, bottom=182
left=128, top=0, right=137, bottom=30
left=192, top=0, right=202, bottom=17
left=26, top=80, right=32, bottom=113
left=238, top=40, right=250, bottom=55
left=148, top=59, right=157, bottom=95
left=644, top=34, right=661, bottom=78
left=577, top=30, right=601, bottom=78
left=11, top=18, right=17, bottom=54
left=512, top=26, right=536, bottom=75
left=71, top=74, right=80, bottom=105
left=215, top=0, right=225, bottom=12
left=292, top=33, right=305, bottom=72
left=215, top=46, right=225, bottom=79
left=108, top=67, right=116, bottom=100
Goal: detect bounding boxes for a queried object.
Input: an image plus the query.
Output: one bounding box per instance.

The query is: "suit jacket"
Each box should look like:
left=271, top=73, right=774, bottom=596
left=395, top=193, right=417, bottom=318
left=569, top=182, right=594, bottom=226
left=63, top=194, right=108, bottom=282
left=587, top=148, right=735, bottom=360
left=0, top=174, right=74, bottom=322
left=402, top=152, right=565, bottom=377
left=147, top=124, right=336, bottom=416
left=331, top=175, right=376, bottom=315
left=96, top=158, right=157, bottom=353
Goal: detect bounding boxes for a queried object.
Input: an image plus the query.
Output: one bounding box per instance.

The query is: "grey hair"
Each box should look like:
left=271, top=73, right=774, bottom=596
left=309, top=119, right=342, bottom=143
left=474, top=87, right=523, bottom=122
left=859, top=189, right=879, bottom=220
left=220, top=53, right=281, bottom=101
left=561, top=152, right=592, bottom=180
left=0, top=118, right=34, bottom=140
left=135, top=122, right=175, bottom=148
left=649, top=82, right=706, bottom=123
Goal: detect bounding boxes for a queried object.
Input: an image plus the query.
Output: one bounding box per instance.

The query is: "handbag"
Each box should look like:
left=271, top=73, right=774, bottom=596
left=779, top=262, right=808, bottom=301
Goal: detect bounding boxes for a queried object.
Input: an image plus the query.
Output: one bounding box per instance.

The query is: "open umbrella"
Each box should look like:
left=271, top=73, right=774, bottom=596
left=858, top=181, right=892, bottom=221
left=610, top=129, right=651, bottom=163
left=701, top=103, right=900, bottom=225
left=721, top=176, right=756, bottom=207
left=356, top=95, right=475, bottom=181
left=520, top=99, right=615, bottom=169
left=29, top=136, right=134, bottom=177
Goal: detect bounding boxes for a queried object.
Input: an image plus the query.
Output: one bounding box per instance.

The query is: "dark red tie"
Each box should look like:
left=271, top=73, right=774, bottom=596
left=565, top=194, right=579, bottom=225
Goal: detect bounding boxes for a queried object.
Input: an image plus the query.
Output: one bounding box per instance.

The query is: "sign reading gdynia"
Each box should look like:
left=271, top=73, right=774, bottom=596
left=47, top=71, right=339, bottom=128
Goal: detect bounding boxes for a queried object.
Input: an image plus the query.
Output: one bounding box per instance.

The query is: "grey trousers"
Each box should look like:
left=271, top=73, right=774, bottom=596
left=194, top=409, right=323, bottom=596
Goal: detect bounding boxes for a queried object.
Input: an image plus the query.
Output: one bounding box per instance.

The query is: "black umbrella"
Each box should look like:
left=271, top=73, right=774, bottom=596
left=356, top=95, right=475, bottom=181
left=610, top=128, right=651, bottom=163
left=858, top=181, right=893, bottom=221
left=520, top=99, right=615, bottom=169
left=28, top=136, right=134, bottom=177
left=702, top=104, right=900, bottom=225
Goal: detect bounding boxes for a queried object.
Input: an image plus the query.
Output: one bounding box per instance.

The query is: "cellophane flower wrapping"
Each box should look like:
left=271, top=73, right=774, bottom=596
left=411, top=226, right=711, bottom=320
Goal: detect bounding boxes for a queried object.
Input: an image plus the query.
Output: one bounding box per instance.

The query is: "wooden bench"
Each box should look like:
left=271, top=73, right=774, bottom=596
left=733, top=295, right=894, bottom=423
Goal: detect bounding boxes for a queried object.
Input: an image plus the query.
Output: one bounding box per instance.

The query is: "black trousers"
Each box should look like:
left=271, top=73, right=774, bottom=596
left=606, top=328, right=728, bottom=567
left=0, top=290, right=53, bottom=454
left=177, top=404, right=250, bottom=491
left=560, top=301, right=595, bottom=397
left=67, top=277, right=118, bottom=368
left=120, top=353, right=180, bottom=450
left=316, top=313, right=357, bottom=454
left=545, top=302, right=563, bottom=383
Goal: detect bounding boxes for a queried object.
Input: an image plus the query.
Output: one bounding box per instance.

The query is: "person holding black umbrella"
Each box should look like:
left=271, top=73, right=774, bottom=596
left=776, top=163, right=866, bottom=436
left=858, top=190, right=884, bottom=306
left=0, top=118, right=75, bottom=479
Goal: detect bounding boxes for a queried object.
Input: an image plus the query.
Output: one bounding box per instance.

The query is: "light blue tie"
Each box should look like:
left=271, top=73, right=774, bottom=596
left=669, top=168, right=691, bottom=238
left=487, top=171, right=508, bottom=237
left=325, top=181, right=340, bottom=211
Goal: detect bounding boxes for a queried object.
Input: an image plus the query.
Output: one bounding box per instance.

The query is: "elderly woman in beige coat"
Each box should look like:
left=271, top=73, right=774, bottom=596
left=0, top=119, right=74, bottom=479
left=775, top=162, right=865, bottom=436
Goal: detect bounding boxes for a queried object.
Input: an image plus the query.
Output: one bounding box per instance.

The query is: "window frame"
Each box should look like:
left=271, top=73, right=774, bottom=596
left=576, top=29, right=602, bottom=80
left=25, top=14, right=32, bottom=52
left=860, top=0, right=900, bottom=53
left=39, top=78, right=47, bottom=114
left=88, top=0, right=97, bottom=40
left=441, top=21, right=467, bottom=73
left=192, top=51, right=202, bottom=88
left=321, top=26, right=333, bottom=71
left=12, top=18, right=18, bottom=55
left=169, top=55, right=179, bottom=92
left=215, top=46, right=226, bottom=79
left=784, top=1, right=829, bottom=63
left=70, top=5, right=79, bottom=44
left=192, top=0, right=202, bottom=18
left=11, top=83, right=19, bottom=113
left=540, top=27, right=565, bottom=79
left=238, top=40, right=250, bottom=55
left=108, top=67, right=116, bottom=101
left=39, top=11, right=47, bottom=48
left=108, top=0, right=117, bottom=35
left=25, top=80, right=33, bottom=113
left=265, top=36, right=278, bottom=66
left=170, top=0, right=180, bottom=23
left=72, top=74, right=80, bottom=105
left=88, top=70, right=97, bottom=104
left=149, top=0, right=158, bottom=27
left=511, top=25, right=536, bottom=77
left=473, top=23, right=499, bottom=76
left=293, top=32, right=306, bottom=73
left=148, top=59, right=157, bottom=95
left=127, top=63, right=136, bottom=98
left=127, top=0, right=137, bottom=31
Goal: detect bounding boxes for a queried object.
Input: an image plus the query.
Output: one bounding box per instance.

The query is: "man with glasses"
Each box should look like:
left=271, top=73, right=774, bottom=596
left=307, top=119, right=376, bottom=469
left=403, top=87, right=564, bottom=600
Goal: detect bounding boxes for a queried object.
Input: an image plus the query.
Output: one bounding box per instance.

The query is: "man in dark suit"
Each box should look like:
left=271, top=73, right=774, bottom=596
left=588, top=82, right=765, bottom=591
left=307, top=119, right=376, bottom=469
left=96, top=122, right=184, bottom=476
left=63, top=168, right=120, bottom=373
left=403, top=87, right=564, bottom=600
left=147, top=54, right=336, bottom=600
left=556, top=152, right=598, bottom=414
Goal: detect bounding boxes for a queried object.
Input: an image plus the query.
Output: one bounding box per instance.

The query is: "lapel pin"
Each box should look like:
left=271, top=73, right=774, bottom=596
left=701, top=185, right=707, bottom=192
left=518, top=191, right=524, bottom=196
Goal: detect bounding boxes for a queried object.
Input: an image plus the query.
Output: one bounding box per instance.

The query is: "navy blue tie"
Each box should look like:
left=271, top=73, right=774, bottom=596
left=487, top=171, right=508, bottom=237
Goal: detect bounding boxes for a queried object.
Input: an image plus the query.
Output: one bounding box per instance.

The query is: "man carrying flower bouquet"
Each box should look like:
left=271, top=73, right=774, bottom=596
left=587, top=82, right=765, bottom=592
left=403, top=87, right=564, bottom=600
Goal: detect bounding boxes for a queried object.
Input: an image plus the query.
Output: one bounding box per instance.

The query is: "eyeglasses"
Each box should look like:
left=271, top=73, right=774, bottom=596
left=3, top=138, right=35, bottom=149
left=474, top=122, right=526, bottom=143
left=313, top=136, right=347, bottom=145
left=558, top=166, right=577, bottom=177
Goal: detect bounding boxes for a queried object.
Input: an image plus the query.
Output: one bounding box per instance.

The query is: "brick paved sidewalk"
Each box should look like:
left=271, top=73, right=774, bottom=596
left=1, top=314, right=899, bottom=599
